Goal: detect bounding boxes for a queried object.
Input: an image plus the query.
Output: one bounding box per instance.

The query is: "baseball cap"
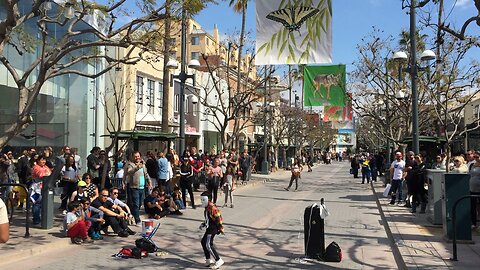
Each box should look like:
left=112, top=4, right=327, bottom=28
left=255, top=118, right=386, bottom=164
left=77, top=181, right=87, bottom=187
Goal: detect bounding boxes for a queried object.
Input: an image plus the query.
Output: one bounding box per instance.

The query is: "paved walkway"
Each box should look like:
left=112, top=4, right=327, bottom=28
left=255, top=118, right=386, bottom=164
left=371, top=179, right=480, bottom=269
left=2, top=162, right=480, bottom=269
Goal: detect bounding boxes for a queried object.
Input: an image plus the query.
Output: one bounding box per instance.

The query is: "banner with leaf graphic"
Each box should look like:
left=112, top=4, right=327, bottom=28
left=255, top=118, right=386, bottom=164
left=304, top=65, right=346, bottom=106
left=255, top=0, right=332, bottom=65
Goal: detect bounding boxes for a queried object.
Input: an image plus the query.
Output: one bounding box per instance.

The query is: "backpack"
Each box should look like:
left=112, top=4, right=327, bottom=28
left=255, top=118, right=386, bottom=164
left=135, top=238, right=157, bottom=253
left=324, top=241, right=342, bottom=262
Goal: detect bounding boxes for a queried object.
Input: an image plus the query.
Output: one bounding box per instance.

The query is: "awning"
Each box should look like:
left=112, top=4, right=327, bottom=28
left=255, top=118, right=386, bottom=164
left=401, top=136, right=446, bottom=144
left=105, top=130, right=177, bottom=141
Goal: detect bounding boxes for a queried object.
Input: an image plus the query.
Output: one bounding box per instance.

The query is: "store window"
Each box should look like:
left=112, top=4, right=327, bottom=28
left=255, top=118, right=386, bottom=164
left=136, top=75, right=144, bottom=113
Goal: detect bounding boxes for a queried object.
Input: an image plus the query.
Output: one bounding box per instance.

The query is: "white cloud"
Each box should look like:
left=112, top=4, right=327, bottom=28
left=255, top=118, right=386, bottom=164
left=454, top=0, right=471, bottom=8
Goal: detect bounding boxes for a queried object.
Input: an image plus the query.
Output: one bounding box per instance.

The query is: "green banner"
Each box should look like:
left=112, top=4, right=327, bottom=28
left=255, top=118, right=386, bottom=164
left=303, top=65, right=346, bottom=106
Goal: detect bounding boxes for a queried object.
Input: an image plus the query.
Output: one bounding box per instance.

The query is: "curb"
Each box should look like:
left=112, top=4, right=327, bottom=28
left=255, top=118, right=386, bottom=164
left=370, top=181, right=408, bottom=270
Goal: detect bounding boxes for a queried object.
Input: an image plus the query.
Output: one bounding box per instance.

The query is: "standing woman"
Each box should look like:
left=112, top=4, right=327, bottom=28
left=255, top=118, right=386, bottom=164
left=285, top=159, right=303, bottom=191
left=179, top=158, right=195, bottom=209
left=82, top=173, right=99, bottom=201
left=410, top=154, right=428, bottom=213
left=207, top=158, right=223, bottom=204
left=350, top=155, right=360, bottom=178
left=30, top=155, right=52, bottom=224
left=60, top=154, right=80, bottom=212
left=469, top=151, right=480, bottom=230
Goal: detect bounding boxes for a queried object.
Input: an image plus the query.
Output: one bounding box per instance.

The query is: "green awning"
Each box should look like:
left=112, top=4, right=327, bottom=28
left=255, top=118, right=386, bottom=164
left=107, top=130, right=177, bottom=141
left=401, top=136, right=446, bottom=144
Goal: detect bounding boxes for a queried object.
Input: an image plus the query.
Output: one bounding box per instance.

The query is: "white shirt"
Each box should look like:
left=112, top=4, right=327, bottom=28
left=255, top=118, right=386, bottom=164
left=390, top=160, right=406, bottom=180
left=0, top=198, right=8, bottom=225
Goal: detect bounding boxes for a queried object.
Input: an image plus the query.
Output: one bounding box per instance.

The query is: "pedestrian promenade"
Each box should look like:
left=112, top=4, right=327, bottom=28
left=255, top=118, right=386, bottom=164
left=2, top=162, right=480, bottom=269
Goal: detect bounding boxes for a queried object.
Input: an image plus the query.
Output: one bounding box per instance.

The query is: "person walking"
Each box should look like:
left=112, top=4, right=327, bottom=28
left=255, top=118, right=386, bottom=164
left=285, top=159, right=303, bottom=191
left=389, top=152, right=406, bottom=205
left=361, top=157, right=371, bottom=184
left=199, top=192, right=224, bottom=269
left=350, top=155, right=360, bottom=178
left=125, top=151, right=152, bottom=225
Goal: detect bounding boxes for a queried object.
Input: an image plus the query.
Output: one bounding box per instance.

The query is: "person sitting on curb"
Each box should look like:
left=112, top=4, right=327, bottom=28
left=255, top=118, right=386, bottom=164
left=108, top=187, right=132, bottom=222
left=90, top=189, right=134, bottom=237
left=79, top=197, right=105, bottom=240
left=144, top=188, right=169, bottom=219
left=172, top=186, right=185, bottom=209
left=70, top=180, right=88, bottom=203
left=65, top=201, right=94, bottom=244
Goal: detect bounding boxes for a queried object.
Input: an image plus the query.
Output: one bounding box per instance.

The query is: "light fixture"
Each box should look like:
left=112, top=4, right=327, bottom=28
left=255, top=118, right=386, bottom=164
left=166, top=59, right=179, bottom=69
left=393, top=51, right=408, bottom=62
left=190, top=95, right=199, bottom=104
left=188, top=59, right=200, bottom=69
left=420, top=49, right=436, bottom=61
left=64, top=3, right=75, bottom=19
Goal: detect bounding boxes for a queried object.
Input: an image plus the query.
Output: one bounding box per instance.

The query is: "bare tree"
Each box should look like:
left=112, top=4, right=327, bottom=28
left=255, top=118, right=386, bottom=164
left=0, top=0, right=173, bottom=149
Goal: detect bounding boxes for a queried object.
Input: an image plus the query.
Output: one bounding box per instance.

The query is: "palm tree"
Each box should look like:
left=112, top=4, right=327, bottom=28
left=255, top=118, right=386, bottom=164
left=228, top=0, right=248, bottom=94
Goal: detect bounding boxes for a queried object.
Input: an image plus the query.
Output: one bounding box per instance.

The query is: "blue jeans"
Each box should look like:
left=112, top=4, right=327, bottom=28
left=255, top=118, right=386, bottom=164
left=390, top=179, right=403, bottom=203
left=128, top=187, right=144, bottom=224
left=32, top=200, right=42, bottom=224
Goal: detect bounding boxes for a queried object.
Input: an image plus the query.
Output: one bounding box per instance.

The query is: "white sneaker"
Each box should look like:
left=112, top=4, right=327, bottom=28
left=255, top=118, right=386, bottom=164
left=204, top=259, right=214, bottom=267
left=211, top=258, right=224, bottom=269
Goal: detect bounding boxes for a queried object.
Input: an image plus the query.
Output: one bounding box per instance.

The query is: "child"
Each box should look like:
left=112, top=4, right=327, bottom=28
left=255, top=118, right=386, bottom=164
left=200, top=192, right=224, bottom=269
left=79, top=197, right=105, bottom=240
left=172, top=186, right=185, bottom=209
left=65, top=201, right=93, bottom=244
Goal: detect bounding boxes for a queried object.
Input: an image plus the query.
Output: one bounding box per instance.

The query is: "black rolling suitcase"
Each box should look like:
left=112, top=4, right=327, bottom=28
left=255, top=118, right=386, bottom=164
left=304, top=203, right=325, bottom=259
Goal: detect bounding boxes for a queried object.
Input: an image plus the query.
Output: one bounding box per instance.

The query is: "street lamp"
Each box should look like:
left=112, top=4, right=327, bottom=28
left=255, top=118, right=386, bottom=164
left=256, top=99, right=275, bottom=175
left=394, top=0, right=436, bottom=154
left=167, top=5, right=200, bottom=156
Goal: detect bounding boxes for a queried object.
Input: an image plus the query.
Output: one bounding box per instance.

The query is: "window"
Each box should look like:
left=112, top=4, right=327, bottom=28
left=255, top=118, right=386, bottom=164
left=136, top=75, right=144, bottom=113
left=191, top=52, right=199, bottom=60
left=158, top=82, right=164, bottom=109
left=174, top=94, right=179, bottom=113
left=475, top=105, right=479, bottom=116
left=191, top=36, right=199, bottom=45
left=168, top=38, right=176, bottom=47
left=147, top=79, right=155, bottom=113
left=185, top=97, right=189, bottom=114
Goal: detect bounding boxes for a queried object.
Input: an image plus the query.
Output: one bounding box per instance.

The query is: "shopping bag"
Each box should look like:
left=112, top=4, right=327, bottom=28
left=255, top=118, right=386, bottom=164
left=383, top=184, right=391, bottom=197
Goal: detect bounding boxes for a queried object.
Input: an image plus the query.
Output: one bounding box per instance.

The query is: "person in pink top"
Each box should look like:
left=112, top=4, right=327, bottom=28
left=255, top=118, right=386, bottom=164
left=30, top=155, right=52, bottom=224
left=206, top=158, right=223, bottom=204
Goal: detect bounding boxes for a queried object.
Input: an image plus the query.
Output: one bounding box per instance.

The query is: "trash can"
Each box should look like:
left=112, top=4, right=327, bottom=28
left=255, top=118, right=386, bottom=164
left=426, top=169, right=445, bottom=225
left=442, top=173, right=472, bottom=241
left=304, top=200, right=327, bottom=259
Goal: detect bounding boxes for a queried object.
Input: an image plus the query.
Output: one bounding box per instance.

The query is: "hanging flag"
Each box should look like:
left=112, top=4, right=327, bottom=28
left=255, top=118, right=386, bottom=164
left=255, top=0, right=332, bottom=65
left=304, top=64, right=346, bottom=107
left=323, top=93, right=352, bottom=121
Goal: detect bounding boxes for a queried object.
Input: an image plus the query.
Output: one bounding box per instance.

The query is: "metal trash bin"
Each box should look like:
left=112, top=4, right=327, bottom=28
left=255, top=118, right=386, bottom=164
left=426, top=169, right=445, bottom=225
left=442, top=173, right=472, bottom=241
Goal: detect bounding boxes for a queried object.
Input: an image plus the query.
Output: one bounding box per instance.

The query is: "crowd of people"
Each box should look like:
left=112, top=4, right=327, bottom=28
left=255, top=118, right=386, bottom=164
left=351, top=149, right=480, bottom=228
left=0, top=145, right=258, bottom=244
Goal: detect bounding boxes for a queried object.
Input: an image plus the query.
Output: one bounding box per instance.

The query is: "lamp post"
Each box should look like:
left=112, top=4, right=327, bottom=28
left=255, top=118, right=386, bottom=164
left=166, top=6, right=200, bottom=156
left=394, top=0, right=436, bottom=154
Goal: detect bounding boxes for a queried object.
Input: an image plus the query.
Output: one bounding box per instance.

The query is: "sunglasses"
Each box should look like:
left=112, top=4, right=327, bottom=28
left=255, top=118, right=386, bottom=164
left=454, top=160, right=460, bottom=162
left=101, top=194, right=109, bottom=197
left=112, top=192, right=119, bottom=195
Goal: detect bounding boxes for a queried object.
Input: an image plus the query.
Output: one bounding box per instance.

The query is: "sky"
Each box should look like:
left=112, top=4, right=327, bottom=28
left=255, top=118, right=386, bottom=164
left=193, top=0, right=480, bottom=74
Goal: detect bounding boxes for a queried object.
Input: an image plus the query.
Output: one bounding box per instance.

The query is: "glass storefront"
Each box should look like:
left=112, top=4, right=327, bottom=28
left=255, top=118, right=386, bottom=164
left=0, top=3, right=105, bottom=167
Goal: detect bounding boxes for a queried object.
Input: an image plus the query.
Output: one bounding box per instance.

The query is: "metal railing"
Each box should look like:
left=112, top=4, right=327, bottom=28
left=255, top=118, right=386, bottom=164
left=450, top=194, right=480, bottom=261
left=0, top=183, right=31, bottom=238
